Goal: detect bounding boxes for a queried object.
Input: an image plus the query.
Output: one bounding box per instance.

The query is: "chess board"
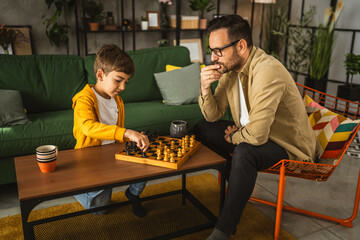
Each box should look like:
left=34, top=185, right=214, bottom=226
left=115, top=135, right=201, bottom=169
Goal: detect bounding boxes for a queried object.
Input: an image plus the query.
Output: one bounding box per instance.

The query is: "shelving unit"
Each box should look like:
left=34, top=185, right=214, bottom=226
left=78, top=0, right=237, bottom=58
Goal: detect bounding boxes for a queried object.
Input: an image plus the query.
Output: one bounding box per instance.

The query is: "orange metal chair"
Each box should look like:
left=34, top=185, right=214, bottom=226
left=219, top=82, right=360, bottom=240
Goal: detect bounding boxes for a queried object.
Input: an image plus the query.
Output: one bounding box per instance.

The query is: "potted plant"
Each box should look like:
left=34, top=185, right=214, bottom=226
left=262, top=4, right=289, bottom=61
left=43, top=0, right=76, bottom=54
left=0, top=24, right=22, bottom=54
left=84, top=0, right=106, bottom=31
left=189, top=0, right=216, bottom=29
left=204, top=35, right=211, bottom=64
left=159, top=0, right=172, bottom=29
left=306, top=1, right=344, bottom=92
left=141, top=16, right=148, bottom=30
left=337, top=53, right=360, bottom=101
left=286, top=6, right=315, bottom=82
left=157, top=39, right=168, bottom=47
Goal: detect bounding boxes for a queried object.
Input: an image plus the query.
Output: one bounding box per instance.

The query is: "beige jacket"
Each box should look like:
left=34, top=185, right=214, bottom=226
left=199, top=47, right=317, bottom=162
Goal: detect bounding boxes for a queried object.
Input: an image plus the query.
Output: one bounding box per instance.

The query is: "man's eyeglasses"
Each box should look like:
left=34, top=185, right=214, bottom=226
left=208, top=39, right=240, bottom=57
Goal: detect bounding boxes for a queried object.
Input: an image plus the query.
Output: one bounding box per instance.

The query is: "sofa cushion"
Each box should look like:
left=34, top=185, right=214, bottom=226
left=0, top=110, right=75, bottom=158
left=0, top=89, right=30, bottom=126
left=124, top=101, right=203, bottom=135
left=0, top=55, right=87, bottom=113
left=154, top=62, right=201, bottom=105
left=84, top=46, right=192, bottom=103
left=165, top=63, right=219, bottom=95
left=166, top=64, right=205, bottom=71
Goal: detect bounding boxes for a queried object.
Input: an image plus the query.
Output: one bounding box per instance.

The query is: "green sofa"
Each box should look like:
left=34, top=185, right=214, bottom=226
left=0, top=46, right=229, bottom=185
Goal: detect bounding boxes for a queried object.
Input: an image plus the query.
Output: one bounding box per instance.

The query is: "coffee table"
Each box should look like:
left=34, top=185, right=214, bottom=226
left=15, top=143, right=227, bottom=240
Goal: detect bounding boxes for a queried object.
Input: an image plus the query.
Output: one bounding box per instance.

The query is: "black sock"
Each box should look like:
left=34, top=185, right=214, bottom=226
left=125, top=188, right=147, bottom=217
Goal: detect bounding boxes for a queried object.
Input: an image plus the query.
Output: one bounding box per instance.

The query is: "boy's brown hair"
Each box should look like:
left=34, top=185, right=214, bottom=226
left=94, top=44, right=135, bottom=76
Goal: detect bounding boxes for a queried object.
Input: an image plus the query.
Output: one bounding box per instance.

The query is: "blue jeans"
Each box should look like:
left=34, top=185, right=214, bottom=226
left=74, top=182, right=147, bottom=212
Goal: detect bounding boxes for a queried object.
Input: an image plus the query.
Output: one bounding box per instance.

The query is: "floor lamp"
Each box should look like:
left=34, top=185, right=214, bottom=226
left=251, top=0, right=276, bottom=48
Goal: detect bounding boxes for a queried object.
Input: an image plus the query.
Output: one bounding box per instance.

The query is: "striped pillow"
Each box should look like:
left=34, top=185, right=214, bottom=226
left=321, top=118, right=360, bottom=158
left=307, top=106, right=360, bottom=159
left=303, top=94, right=325, bottom=115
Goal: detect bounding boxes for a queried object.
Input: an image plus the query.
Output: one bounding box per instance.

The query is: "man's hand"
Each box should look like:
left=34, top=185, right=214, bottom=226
left=200, top=64, right=223, bottom=96
left=224, top=125, right=239, bottom=143
left=124, top=129, right=150, bottom=152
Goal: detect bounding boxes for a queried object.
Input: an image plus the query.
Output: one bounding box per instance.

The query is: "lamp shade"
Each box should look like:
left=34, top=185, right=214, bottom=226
left=253, top=0, right=276, bottom=3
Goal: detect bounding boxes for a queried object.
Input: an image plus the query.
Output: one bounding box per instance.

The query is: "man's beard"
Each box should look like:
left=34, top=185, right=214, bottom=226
left=214, top=50, right=244, bottom=74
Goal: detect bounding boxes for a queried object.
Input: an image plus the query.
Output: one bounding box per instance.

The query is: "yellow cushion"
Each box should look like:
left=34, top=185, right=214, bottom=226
left=166, top=64, right=205, bottom=72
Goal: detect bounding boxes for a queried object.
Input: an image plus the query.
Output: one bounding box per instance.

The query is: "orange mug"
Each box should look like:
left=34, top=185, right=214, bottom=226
left=36, top=145, right=58, bottom=173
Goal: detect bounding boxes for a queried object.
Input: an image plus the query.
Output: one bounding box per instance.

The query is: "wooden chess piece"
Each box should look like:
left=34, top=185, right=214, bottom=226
left=177, top=148, right=182, bottom=157
left=189, top=139, right=194, bottom=148
left=170, top=153, right=175, bottom=163
left=142, top=151, right=148, bottom=158
left=156, top=149, right=162, bottom=160
left=163, top=146, right=168, bottom=155
left=164, top=151, right=169, bottom=162
left=182, top=146, right=186, bottom=154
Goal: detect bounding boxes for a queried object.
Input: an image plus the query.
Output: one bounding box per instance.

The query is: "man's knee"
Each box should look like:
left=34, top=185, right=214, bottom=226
left=194, top=119, right=207, bottom=132
left=194, top=119, right=219, bottom=139
left=231, top=143, right=258, bottom=169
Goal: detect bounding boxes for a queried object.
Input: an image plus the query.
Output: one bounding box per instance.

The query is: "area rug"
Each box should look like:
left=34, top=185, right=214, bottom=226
left=0, top=173, right=295, bottom=240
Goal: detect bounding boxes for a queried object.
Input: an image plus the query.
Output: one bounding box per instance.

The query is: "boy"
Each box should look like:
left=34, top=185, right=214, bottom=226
left=72, top=44, right=150, bottom=217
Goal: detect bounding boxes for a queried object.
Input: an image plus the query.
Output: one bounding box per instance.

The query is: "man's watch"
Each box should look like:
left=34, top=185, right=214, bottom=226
left=229, top=130, right=237, bottom=143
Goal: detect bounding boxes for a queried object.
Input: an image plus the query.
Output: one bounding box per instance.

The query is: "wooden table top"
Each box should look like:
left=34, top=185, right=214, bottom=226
left=15, top=143, right=225, bottom=201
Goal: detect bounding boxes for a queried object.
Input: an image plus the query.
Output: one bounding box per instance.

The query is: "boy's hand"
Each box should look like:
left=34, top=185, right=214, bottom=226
left=224, top=125, right=239, bottom=143
left=200, top=64, right=222, bottom=96
left=124, top=129, right=150, bottom=152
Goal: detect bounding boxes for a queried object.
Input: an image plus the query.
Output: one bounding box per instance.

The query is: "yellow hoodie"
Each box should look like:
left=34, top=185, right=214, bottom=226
left=72, top=84, right=126, bottom=149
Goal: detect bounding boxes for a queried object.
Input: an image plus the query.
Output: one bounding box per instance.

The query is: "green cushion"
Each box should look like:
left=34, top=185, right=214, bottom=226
left=0, top=89, right=30, bottom=126
left=124, top=101, right=204, bottom=135
left=0, top=110, right=75, bottom=158
left=84, top=46, right=192, bottom=103
left=154, top=62, right=201, bottom=106
left=0, top=55, right=86, bottom=113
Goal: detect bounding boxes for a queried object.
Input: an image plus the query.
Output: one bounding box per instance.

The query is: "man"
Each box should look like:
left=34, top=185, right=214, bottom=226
left=195, top=15, right=318, bottom=240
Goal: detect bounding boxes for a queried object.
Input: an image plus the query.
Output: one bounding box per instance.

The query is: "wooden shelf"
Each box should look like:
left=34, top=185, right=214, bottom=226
left=78, top=0, right=236, bottom=56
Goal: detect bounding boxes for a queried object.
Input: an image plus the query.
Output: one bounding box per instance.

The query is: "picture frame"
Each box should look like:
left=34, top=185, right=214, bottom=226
left=7, top=25, right=33, bottom=55
left=174, top=38, right=203, bottom=63
left=146, top=11, right=160, bottom=29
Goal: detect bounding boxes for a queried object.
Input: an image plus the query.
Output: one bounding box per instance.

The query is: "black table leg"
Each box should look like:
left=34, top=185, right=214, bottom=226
left=20, top=199, right=40, bottom=240
left=182, top=173, right=186, bottom=205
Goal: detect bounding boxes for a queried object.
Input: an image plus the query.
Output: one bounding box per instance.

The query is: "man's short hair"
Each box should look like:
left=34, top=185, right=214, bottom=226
left=208, top=15, right=253, bottom=48
left=94, top=44, right=135, bottom=76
